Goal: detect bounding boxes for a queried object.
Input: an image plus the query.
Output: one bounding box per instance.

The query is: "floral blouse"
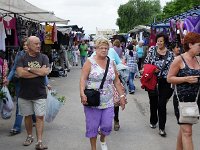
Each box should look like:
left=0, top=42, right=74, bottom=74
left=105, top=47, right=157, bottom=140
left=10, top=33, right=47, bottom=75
left=86, top=57, right=115, bottom=109
left=144, top=46, right=174, bottom=78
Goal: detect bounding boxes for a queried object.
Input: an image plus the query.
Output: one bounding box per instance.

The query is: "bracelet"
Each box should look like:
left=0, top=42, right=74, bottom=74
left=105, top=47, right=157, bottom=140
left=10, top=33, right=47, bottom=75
left=120, top=94, right=125, bottom=98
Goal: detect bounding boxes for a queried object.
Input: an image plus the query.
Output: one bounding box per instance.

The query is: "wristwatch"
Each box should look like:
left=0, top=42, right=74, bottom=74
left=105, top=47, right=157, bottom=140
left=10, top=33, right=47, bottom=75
left=27, top=67, right=31, bottom=72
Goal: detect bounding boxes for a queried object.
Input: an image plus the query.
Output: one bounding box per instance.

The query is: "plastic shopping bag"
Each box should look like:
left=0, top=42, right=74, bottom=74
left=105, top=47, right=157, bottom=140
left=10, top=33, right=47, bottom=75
left=0, top=86, right=14, bottom=119
left=45, top=90, right=63, bottom=123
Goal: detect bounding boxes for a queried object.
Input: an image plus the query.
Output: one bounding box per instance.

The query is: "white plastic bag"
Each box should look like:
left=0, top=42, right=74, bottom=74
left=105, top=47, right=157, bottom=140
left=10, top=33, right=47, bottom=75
left=45, top=90, right=63, bottom=123
left=1, top=86, right=14, bottom=119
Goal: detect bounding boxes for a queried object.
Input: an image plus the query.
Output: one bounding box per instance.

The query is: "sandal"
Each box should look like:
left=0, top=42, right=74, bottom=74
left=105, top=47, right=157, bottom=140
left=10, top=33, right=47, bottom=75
left=23, top=136, right=34, bottom=146
left=9, top=129, right=20, bottom=136
left=35, top=142, right=48, bottom=150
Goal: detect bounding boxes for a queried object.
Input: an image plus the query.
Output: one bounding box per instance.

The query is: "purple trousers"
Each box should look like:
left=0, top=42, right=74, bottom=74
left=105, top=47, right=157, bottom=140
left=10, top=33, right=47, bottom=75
left=84, top=106, right=114, bottom=138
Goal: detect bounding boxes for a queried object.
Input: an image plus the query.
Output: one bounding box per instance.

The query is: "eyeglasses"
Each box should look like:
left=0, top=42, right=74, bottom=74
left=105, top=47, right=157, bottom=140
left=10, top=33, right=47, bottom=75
left=98, top=47, right=108, bottom=50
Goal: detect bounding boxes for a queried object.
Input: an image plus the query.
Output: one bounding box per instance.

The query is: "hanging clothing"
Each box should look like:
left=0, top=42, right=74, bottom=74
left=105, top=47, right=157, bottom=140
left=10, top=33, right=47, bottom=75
left=0, top=19, right=6, bottom=51
left=149, top=30, right=156, bottom=47
left=3, top=18, right=18, bottom=46
left=52, top=23, right=57, bottom=43
left=44, top=25, right=54, bottom=44
left=184, top=15, right=200, bottom=33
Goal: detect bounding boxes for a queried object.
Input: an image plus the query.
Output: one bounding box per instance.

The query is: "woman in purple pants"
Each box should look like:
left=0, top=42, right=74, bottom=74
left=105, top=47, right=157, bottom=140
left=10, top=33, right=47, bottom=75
left=80, top=37, right=126, bottom=150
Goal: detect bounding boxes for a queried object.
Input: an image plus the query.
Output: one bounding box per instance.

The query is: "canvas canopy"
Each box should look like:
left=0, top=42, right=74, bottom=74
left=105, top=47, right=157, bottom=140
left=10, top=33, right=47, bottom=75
left=129, top=25, right=150, bottom=33
left=0, top=0, right=69, bottom=24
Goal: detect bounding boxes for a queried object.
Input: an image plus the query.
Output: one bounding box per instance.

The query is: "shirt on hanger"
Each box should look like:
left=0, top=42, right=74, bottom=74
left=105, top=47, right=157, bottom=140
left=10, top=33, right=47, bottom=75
left=44, top=25, right=54, bottom=44
left=0, top=19, right=7, bottom=51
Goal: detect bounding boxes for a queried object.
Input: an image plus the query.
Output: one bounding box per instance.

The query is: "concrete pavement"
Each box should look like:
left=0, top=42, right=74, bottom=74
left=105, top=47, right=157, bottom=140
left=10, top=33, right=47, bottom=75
left=0, top=65, right=200, bottom=150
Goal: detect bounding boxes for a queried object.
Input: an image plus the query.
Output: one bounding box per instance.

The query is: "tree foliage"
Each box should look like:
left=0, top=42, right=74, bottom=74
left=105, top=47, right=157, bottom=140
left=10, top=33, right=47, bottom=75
left=116, top=0, right=200, bottom=33
left=157, top=0, right=200, bottom=22
left=116, top=0, right=161, bottom=33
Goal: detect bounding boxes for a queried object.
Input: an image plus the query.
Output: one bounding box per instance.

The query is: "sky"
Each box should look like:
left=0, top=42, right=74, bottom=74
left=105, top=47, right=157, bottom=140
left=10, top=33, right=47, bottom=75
left=26, top=0, right=171, bottom=34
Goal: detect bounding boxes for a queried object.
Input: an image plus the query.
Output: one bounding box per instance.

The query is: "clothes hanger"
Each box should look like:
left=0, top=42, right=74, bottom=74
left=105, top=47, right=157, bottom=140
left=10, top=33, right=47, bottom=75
left=2, top=13, right=13, bottom=18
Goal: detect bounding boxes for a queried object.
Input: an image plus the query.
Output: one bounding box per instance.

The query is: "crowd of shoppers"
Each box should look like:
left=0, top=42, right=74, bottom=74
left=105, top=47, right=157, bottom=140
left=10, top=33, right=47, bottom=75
left=1, top=31, right=199, bottom=150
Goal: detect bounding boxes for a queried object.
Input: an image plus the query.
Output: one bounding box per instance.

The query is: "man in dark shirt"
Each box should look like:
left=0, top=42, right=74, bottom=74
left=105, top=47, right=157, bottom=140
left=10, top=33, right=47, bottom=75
left=16, top=36, right=49, bottom=149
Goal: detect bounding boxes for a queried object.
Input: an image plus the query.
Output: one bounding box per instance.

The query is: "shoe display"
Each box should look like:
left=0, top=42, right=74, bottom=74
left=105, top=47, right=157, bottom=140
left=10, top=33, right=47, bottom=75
left=159, top=129, right=166, bottom=137
left=149, top=123, right=156, bottom=129
left=100, top=142, right=108, bottom=150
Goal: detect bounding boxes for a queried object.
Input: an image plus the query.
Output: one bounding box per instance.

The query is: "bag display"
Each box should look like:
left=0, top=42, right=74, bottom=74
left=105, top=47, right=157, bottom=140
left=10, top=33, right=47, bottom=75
left=175, top=86, right=200, bottom=124
left=84, top=57, right=110, bottom=107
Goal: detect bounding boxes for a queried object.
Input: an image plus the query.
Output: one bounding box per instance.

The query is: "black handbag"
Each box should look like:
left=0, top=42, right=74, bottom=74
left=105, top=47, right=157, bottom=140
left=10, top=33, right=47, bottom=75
left=84, top=57, right=110, bottom=106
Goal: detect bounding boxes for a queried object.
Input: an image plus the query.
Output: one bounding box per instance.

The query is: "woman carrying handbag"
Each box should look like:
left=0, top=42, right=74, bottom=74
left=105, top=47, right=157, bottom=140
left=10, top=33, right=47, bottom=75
left=167, top=32, right=200, bottom=150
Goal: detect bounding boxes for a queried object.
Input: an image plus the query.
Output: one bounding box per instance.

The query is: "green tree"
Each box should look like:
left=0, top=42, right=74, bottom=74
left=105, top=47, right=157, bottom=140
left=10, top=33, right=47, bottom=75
left=161, top=0, right=200, bottom=20
left=116, top=0, right=161, bottom=33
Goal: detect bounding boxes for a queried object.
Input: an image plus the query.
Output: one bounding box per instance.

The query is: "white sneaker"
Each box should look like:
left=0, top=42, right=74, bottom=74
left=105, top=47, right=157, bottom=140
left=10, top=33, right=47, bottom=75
left=100, top=142, right=108, bottom=150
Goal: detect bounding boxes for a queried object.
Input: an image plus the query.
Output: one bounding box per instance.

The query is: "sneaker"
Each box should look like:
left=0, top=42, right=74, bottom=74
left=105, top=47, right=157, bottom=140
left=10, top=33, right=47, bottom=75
left=149, top=123, right=156, bottom=129
left=159, top=129, right=166, bottom=137
left=9, top=129, right=21, bottom=136
left=100, top=142, right=108, bottom=150
left=129, top=90, right=135, bottom=94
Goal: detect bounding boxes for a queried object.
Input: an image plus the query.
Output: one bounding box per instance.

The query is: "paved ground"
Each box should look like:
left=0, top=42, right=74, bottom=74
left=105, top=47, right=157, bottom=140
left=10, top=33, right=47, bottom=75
left=0, top=65, right=200, bottom=150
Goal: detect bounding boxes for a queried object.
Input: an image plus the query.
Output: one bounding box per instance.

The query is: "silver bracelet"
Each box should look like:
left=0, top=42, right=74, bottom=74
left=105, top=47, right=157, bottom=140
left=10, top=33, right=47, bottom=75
left=120, top=94, right=125, bottom=98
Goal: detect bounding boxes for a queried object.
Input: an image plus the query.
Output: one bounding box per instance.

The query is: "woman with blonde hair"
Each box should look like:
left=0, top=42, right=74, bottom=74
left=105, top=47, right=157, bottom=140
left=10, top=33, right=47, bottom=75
left=167, top=32, right=200, bottom=150
left=80, top=37, right=126, bottom=150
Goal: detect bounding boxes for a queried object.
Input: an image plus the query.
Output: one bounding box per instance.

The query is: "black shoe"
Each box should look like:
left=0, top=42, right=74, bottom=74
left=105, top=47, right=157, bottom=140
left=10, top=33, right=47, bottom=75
left=9, top=129, right=20, bottom=136
left=149, top=123, right=156, bottom=129
left=129, top=90, right=135, bottom=94
left=159, top=129, right=166, bottom=137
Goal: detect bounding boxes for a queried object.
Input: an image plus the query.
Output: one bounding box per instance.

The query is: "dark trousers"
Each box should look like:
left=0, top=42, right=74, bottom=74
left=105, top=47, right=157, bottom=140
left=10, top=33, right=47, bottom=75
left=138, top=58, right=143, bottom=71
left=148, top=78, right=173, bottom=130
left=114, top=106, right=119, bottom=122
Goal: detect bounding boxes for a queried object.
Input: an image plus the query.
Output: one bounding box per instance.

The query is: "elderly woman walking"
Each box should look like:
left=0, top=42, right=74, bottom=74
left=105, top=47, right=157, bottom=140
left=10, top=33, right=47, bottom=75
left=80, top=37, right=126, bottom=150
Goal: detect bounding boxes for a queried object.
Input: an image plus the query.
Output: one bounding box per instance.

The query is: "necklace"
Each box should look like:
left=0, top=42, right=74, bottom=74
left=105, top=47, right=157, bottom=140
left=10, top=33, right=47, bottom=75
left=157, top=48, right=167, bottom=55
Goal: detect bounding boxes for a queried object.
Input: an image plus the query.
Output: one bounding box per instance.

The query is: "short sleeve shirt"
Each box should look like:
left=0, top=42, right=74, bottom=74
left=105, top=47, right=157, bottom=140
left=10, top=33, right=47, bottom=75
left=16, top=53, right=49, bottom=100
left=79, top=44, right=88, bottom=56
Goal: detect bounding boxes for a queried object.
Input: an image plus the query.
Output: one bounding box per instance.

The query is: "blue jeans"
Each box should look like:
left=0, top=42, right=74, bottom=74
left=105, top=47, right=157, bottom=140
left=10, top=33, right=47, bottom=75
left=12, top=81, right=36, bottom=132
left=12, top=82, right=23, bottom=132
left=128, top=72, right=135, bottom=92
left=80, top=56, right=86, bottom=67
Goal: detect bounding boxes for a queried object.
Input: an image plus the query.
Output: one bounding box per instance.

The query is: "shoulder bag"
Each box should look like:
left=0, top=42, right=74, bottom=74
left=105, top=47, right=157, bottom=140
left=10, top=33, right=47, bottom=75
left=84, top=57, right=110, bottom=107
left=175, top=85, right=200, bottom=124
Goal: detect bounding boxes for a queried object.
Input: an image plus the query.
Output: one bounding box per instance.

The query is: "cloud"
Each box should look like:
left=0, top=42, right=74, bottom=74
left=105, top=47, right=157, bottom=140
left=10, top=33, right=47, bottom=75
left=26, top=0, right=170, bottom=34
